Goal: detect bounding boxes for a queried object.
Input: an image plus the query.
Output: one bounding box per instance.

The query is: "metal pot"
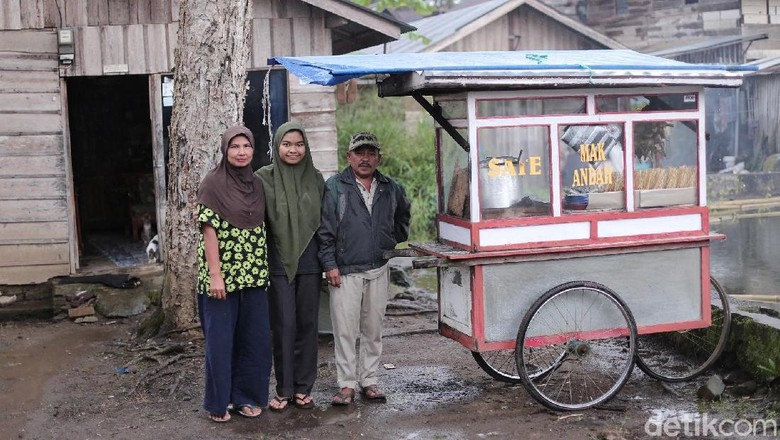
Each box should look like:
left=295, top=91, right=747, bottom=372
left=478, top=156, right=524, bottom=209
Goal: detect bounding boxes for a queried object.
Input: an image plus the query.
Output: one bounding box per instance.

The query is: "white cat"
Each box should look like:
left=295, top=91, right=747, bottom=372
left=146, top=234, right=159, bottom=263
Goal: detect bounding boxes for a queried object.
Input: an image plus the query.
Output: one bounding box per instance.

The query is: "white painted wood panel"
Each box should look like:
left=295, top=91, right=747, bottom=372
left=479, top=221, right=591, bottom=246
left=598, top=214, right=703, bottom=238
left=439, top=221, right=471, bottom=245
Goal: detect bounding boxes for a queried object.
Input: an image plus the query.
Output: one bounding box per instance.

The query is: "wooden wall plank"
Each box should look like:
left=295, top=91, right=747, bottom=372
left=250, top=18, right=272, bottom=69
left=42, top=0, right=60, bottom=28
left=171, top=0, right=180, bottom=21
left=100, top=25, right=125, bottom=67
left=87, top=0, right=110, bottom=26
left=0, top=70, right=59, bottom=93
left=2, top=0, right=22, bottom=30
left=0, top=243, right=70, bottom=265
left=271, top=18, right=293, bottom=56
left=0, top=221, right=69, bottom=241
left=80, top=26, right=102, bottom=76
left=20, top=0, right=45, bottom=29
left=126, top=24, right=147, bottom=74
left=0, top=92, right=61, bottom=112
left=288, top=91, right=337, bottom=114
left=0, top=177, right=66, bottom=199
left=150, top=0, right=170, bottom=23
left=166, top=23, right=177, bottom=71
left=0, top=112, right=61, bottom=133
left=64, top=0, right=87, bottom=27
left=287, top=0, right=311, bottom=18
left=0, top=29, right=56, bottom=52
left=0, top=198, right=68, bottom=222
left=254, top=0, right=275, bottom=19
left=108, top=0, right=130, bottom=25
left=0, top=135, right=62, bottom=155
left=145, top=24, right=168, bottom=72
left=292, top=17, right=312, bottom=56
left=134, top=0, right=152, bottom=25
left=0, top=155, right=64, bottom=177
left=310, top=9, right=330, bottom=55
left=0, top=53, right=57, bottom=71
left=0, top=264, right=70, bottom=284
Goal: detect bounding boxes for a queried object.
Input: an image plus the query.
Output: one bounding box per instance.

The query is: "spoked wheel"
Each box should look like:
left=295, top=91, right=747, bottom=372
left=635, top=276, right=732, bottom=382
left=472, top=350, right=521, bottom=383
left=472, top=348, right=564, bottom=383
left=516, top=281, right=637, bottom=411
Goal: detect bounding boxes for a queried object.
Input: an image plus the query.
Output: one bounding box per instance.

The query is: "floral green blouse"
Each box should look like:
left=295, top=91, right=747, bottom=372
left=196, top=204, right=269, bottom=294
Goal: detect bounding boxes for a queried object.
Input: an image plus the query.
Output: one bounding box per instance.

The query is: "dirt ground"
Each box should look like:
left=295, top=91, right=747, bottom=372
left=1, top=279, right=778, bottom=440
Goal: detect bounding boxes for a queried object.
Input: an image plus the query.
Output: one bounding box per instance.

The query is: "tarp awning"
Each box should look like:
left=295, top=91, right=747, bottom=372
left=270, top=50, right=758, bottom=87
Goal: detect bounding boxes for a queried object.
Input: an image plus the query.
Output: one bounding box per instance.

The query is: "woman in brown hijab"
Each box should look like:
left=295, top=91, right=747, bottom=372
left=196, top=125, right=271, bottom=422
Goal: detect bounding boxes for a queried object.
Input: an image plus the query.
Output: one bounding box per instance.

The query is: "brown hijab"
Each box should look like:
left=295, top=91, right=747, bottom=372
left=197, top=126, right=265, bottom=229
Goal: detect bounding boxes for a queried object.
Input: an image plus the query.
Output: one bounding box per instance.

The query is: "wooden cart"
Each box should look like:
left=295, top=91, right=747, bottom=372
left=272, top=50, right=754, bottom=410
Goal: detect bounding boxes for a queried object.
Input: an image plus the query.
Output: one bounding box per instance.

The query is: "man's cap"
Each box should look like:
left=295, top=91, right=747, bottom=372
left=348, top=132, right=381, bottom=152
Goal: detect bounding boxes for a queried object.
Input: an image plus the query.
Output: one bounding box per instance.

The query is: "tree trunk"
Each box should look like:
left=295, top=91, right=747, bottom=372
left=162, top=0, right=253, bottom=329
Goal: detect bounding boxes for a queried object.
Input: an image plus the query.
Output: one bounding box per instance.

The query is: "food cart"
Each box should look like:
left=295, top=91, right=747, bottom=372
left=272, top=50, right=753, bottom=411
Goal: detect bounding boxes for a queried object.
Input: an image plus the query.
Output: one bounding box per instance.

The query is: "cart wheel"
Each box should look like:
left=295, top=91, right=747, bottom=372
left=635, top=276, right=732, bottom=382
left=515, top=281, right=637, bottom=411
left=472, top=350, right=521, bottom=383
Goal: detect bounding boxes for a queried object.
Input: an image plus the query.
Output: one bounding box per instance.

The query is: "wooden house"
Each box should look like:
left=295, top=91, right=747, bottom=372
left=0, top=0, right=412, bottom=285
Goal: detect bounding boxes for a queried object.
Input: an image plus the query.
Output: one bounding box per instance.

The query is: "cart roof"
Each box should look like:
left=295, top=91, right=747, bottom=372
left=270, top=50, right=756, bottom=95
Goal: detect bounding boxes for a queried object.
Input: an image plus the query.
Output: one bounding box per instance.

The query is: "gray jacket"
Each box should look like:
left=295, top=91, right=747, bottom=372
left=317, top=167, right=411, bottom=275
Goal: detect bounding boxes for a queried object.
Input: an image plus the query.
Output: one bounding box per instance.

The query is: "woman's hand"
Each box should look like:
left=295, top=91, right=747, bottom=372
left=208, top=273, right=227, bottom=300
left=326, top=268, right=341, bottom=288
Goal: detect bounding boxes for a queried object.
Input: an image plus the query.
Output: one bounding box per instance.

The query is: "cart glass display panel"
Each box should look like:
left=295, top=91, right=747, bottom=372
left=633, top=120, right=699, bottom=209
left=477, top=126, right=551, bottom=219
left=595, top=93, right=699, bottom=114
left=439, top=127, right=470, bottom=218
left=558, top=123, right=626, bottom=212
left=476, top=96, right=586, bottom=118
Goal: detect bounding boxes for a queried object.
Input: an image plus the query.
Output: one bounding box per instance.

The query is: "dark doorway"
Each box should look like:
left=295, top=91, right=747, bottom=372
left=67, top=75, right=154, bottom=267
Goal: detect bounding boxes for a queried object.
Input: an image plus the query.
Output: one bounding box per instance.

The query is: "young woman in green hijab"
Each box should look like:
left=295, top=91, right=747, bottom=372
left=256, top=121, right=325, bottom=411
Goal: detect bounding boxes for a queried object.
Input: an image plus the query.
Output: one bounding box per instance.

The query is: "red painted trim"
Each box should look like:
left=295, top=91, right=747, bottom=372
left=410, top=233, right=722, bottom=261
left=471, top=266, right=485, bottom=343
left=476, top=340, right=516, bottom=351
left=475, top=229, right=708, bottom=253
left=701, top=247, right=712, bottom=324
left=523, top=327, right=632, bottom=348
left=439, top=322, right=477, bottom=351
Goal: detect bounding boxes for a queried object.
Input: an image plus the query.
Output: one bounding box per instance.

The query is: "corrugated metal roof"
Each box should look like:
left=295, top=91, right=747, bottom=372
left=271, top=50, right=756, bottom=92
left=362, top=0, right=625, bottom=54
left=649, top=33, right=768, bottom=58
left=379, top=0, right=512, bottom=53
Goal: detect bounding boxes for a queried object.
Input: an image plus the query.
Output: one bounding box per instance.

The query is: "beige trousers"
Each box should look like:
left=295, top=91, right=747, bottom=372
left=329, top=264, right=389, bottom=390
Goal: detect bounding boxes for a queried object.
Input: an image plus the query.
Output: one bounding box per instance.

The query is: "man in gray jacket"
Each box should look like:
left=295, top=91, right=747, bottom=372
left=318, top=132, right=411, bottom=406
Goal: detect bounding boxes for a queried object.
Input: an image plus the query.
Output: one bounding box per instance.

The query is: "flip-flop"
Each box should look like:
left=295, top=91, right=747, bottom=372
left=331, top=388, right=355, bottom=406
left=268, top=396, right=291, bottom=412
left=209, top=412, right=231, bottom=423
left=294, top=394, right=315, bottom=409
left=232, top=404, right=263, bottom=418
left=361, top=385, right=387, bottom=402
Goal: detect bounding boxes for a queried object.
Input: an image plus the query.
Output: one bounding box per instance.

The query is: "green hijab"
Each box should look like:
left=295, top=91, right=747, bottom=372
left=256, top=121, right=324, bottom=282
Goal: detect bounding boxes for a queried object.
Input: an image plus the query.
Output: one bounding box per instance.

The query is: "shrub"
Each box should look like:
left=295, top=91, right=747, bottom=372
left=337, top=87, right=437, bottom=242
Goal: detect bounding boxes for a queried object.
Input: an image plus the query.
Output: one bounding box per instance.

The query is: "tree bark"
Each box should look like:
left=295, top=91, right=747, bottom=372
left=162, top=0, right=253, bottom=329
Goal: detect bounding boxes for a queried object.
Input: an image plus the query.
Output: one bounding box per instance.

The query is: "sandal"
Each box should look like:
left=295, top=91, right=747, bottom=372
left=294, top=393, right=315, bottom=409
left=268, top=396, right=291, bottom=412
left=331, top=388, right=355, bottom=406
left=209, top=412, right=231, bottom=423
left=233, top=404, right=263, bottom=418
left=361, top=385, right=387, bottom=402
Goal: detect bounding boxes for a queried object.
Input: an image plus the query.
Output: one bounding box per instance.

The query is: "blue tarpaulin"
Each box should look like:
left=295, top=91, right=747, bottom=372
left=269, top=50, right=757, bottom=86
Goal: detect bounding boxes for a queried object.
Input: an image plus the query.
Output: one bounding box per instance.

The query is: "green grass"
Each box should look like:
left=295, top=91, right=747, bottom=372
left=337, top=88, right=437, bottom=242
